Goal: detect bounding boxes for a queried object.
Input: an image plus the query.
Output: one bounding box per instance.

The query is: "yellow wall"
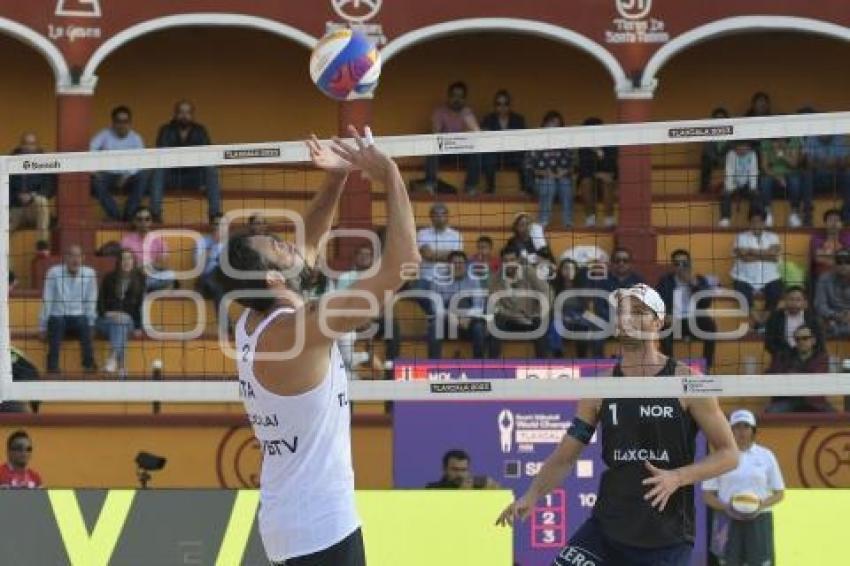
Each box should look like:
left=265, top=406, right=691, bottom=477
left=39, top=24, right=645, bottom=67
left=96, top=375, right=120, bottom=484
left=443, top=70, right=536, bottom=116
left=374, top=34, right=619, bottom=135
left=0, top=34, right=56, bottom=153
left=93, top=28, right=338, bottom=146
left=655, top=33, right=850, bottom=120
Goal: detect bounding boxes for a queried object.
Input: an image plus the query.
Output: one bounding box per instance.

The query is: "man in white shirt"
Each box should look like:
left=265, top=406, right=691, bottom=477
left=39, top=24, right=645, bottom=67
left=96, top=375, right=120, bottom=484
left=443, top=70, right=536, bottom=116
left=90, top=106, right=147, bottom=222
left=412, top=203, right=464, bottom=316
left=703, top=409, right=784, bottom=566
left=39, top=245, right=98, bottom=374
left=720, top=141, right=762, bottom=228
left=730, top=209, right=784, bottom=330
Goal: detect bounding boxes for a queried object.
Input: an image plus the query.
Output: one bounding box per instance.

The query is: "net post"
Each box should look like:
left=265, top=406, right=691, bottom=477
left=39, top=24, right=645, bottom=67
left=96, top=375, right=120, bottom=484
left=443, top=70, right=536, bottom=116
left=0, top=158, right=12, bottom=403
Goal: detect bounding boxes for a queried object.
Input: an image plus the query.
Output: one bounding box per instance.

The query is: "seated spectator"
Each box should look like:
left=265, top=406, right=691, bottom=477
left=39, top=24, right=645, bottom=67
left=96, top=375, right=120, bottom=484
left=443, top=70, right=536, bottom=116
left=120, top=206, right=177, bottom=291
left=337, top=243, right=398, bottom=375
left=415, top=202, right=464, bottom=296
left=414, top=81, right=481, bottom=195
left=577, top=117, right=618, bottom=228
left=526, top=111, right=575, bottom=228
left=549, top=258, right=592, bottom=358
left=427, top=251, right=490, bottom=359
left=759, top=137, right=805, bottom=227
left=195, top=213, right=227, bottom=330
left=810, top=209, right=850, bottom=281
left=745, top=91, right=772, bottom=117
left=765, top=286, right=824, bottom=371
left=587, top=247, right=645, bottom=357
left=800, top=126, right=850, bottom=222
left=470, top=235, right=500, bottom=287
left=150, top=100, right=222, bottom=223
left=731, top=209, right=783, bottom=330
left=9, top=132, right=54, bottom=249
left=490, top=246, right=552, bottom=358
left=505, top=212, right=551, bottom=265
left=90, top=106, right=147, bottom=221
left=426, top=449, right=498, bottom=489
left=700, top=107, right=730, bottom=192
left=657, top=249, right=717, bottom=371
left=719, top=140, right=760, bottom=228
left=480, top=89, right=529, bottom=193
left=0, top=431, right=42, bottom=488
left=703, top=410, right=783, bottom=566
left=96, top=249, right=145, bottom=377
left=766, top=324, right=834, bottom=413
left=39, top=245, right=97, bottom=374
left=815, top=247, right=850, bottom=337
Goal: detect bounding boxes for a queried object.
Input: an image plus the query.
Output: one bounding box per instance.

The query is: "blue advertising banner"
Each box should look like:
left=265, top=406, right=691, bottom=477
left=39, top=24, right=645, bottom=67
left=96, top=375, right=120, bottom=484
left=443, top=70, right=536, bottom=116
left=392, top=359, right=707, bottom=566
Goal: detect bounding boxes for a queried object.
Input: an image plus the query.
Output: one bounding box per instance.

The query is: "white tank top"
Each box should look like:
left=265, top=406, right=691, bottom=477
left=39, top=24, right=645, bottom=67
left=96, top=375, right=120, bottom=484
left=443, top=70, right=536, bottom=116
left=236, top=307, right=359, bottom=561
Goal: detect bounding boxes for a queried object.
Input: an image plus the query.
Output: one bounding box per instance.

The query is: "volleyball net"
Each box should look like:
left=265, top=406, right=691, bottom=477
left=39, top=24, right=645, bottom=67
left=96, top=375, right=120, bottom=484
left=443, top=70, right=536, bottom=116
left=2, top=111, right=850, bottom=403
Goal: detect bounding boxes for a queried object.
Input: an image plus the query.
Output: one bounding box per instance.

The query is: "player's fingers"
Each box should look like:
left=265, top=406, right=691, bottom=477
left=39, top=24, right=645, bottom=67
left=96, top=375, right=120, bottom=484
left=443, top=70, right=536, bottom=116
left=644, top=460, right=659, bottom=474
left=331, top=136, right=357, bottom=157
left=347, top=125, right=367, bottom=150
left=642, top=475, right=660, bottom=486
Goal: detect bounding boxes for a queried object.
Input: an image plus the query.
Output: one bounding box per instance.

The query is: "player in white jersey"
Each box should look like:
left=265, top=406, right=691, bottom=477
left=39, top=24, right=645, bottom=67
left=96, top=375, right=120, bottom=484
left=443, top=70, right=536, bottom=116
left=218, top=126, right=419, bottom=565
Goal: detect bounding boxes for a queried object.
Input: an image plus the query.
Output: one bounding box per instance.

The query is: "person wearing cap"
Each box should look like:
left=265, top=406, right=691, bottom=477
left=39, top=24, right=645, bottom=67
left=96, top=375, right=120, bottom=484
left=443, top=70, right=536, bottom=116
left=814, top=247, right=850, bottom=338
left=587, top=247, right=645, bottom=358
left=498, top=283, right=738, bottom=566
left=703, top=409, right=784, bottom=566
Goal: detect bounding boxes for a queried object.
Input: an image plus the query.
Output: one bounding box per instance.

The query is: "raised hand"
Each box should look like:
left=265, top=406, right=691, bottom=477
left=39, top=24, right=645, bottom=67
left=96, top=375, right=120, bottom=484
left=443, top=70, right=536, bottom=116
left=330, top=125, right=397, bottom=182
left=306, top=134, right=352, bottom=174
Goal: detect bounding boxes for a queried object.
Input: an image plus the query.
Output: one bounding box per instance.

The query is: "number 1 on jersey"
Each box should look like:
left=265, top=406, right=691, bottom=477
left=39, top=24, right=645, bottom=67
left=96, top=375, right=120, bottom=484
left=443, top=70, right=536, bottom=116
left=608, top=402, right=618, bottom=425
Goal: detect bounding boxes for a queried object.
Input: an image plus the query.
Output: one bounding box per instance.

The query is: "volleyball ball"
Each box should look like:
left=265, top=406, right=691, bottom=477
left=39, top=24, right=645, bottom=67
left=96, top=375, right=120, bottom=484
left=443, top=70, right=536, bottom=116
left=310, top=29, right=381, bottom=100
left=730, top=492, right=761, bottom=515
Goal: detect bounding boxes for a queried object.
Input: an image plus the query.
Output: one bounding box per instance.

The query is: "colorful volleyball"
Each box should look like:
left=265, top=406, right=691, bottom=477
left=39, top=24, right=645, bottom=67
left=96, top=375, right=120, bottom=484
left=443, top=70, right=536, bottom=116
left=310, top=29, right=381, bottom=101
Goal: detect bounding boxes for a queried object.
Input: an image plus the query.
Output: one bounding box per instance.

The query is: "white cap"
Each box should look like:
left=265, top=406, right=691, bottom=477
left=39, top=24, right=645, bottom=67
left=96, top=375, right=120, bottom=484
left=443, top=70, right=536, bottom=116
left=611, top=284, right=666, bottom=320
left=729, top=409, right=757, bottom=427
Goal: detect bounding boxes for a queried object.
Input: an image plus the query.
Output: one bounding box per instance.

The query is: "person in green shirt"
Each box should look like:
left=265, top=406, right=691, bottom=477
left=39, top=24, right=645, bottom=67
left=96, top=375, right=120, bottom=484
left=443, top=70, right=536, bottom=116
left=759, top=137, right=807, bottom=227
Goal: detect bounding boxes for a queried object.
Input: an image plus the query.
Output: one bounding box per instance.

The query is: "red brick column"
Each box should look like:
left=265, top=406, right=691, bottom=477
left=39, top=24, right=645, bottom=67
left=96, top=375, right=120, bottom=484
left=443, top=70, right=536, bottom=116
left=615, top=97, right=657, bottom=279
left=56, top=93, right=95, bottom=254
left=336, top=98, right=374, bottom=267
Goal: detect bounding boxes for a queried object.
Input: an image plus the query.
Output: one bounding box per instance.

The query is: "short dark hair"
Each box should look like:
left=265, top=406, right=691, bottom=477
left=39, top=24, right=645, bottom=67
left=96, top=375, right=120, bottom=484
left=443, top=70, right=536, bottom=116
left=670, top=248, right=691, bottom=261
left=751, top=91, right=770, bottom=105
left=583, top=117, right=603, bottom=126
left=477, top=235, right=493, bottom=246
left=500, top=245, right=520, bottom=259
left=7, top=430, right=29, bottom=451
left=748, top=207, right=767, bottom=221
left=216, top=232, right=278, bottom=312
left=541, top=110, right=564, bottom=127
left=442, top=449, right=469, bottom=469
left=111, top=105, right=131, bottom=121
left=711, top=107, right=729, bottom=118
left=447, top=250, right=467, bottom=263
left=448, top=81, right=467, bottom=96
left=493, top=89, right=511, bottom=105
left=612, top=246, right=631, bottom=259
left=785, top=285, right=805, bottom=296
left=824, top=208, right=842, bottom=223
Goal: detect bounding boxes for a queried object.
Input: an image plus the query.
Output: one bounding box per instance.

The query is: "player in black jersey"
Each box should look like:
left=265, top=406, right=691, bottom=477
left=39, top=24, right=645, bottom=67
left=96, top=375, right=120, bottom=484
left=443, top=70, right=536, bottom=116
left=497, top=284, right=738, bottom=566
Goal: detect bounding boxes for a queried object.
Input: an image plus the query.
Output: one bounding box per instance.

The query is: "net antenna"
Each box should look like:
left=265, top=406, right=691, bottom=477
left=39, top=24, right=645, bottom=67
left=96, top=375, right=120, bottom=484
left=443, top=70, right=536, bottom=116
left=4, top=111, right=850, bottom=403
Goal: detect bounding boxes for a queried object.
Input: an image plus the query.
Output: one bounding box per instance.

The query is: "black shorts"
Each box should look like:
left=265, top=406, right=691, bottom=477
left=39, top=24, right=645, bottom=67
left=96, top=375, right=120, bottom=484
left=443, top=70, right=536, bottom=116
left=553, top=518, right=692, bottom=566
left=270, top=528, right=365, bottom=566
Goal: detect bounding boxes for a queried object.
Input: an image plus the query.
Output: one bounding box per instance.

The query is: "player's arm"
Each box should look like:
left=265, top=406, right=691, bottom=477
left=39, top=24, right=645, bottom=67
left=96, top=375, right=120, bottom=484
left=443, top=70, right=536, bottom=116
left=302, top=135, right=350, bottom=265
left=496, top=398, right=600, bottom=526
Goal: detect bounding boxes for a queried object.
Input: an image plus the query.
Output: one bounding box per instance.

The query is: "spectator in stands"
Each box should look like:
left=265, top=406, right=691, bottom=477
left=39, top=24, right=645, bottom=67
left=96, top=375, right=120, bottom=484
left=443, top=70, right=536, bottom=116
left=336, top=242, right=399, bottom=374
left=415, top=81, right=481, bottom=195
left=90, top=106, right=147, bottom=222
left=470, top=235, right=500, bottom=287
left=703, top=410, right=783, bottom=566
left=700, top=107, right=730, bottom=192
left=505, top=212, right=551, bottom=265
left=9, top=132, right=54, bottom=249
left=39, top=245, right=97, bottom=374
left=657, top=249, right=717, bottom=370
left=120, top=206, right=177, bottom=291
left=526, top=111, right=575, bottom=228
left=577, top=117, right=618, bottom=228
left=417, top=203, right=463, bottom=285
left=150, top=100, right=222, bottom=224
left=745, top=91, right=772, bottom=117
left=248, top=213, right=268, bottom=235
left=0, top=431, right=42, bottom=488
left=96, top=249, right=145, bottom=377
left=426, top=449, right=499, bottom=489
left=550, top=258, right=592, bottom=358
left=811, top=209, right=850, bottom=280
left=815, top=247, right=850, bottom=337
left=719, top=140, right=760, bottom=228
left=766, top=324, right=833, bottom=413
left=490, top=246, right=552, bottom=358
left=426, top=251, right=490, bottom=359
left=759, top=137, right=806, bottom=227
left=587, top=247, right=645, bottom=357
left=480, top=89, right=529, bottom=194
left=195, top=213, right=227, bottom=331
left=800, top=129, right=850, bottom=223
left=765, top=286, right=824, bottom=370
left=731, top=209, right=783, bottom=330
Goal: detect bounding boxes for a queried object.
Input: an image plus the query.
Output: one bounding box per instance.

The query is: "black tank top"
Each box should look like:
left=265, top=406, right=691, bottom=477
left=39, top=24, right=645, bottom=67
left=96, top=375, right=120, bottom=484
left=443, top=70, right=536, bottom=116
left=592, top=357, right=698, bottom=548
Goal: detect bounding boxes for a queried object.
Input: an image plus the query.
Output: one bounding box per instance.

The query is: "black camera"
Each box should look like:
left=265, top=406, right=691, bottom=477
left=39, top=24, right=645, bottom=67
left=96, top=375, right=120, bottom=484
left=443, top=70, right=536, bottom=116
left=135, top=451, right=166, bottom=471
